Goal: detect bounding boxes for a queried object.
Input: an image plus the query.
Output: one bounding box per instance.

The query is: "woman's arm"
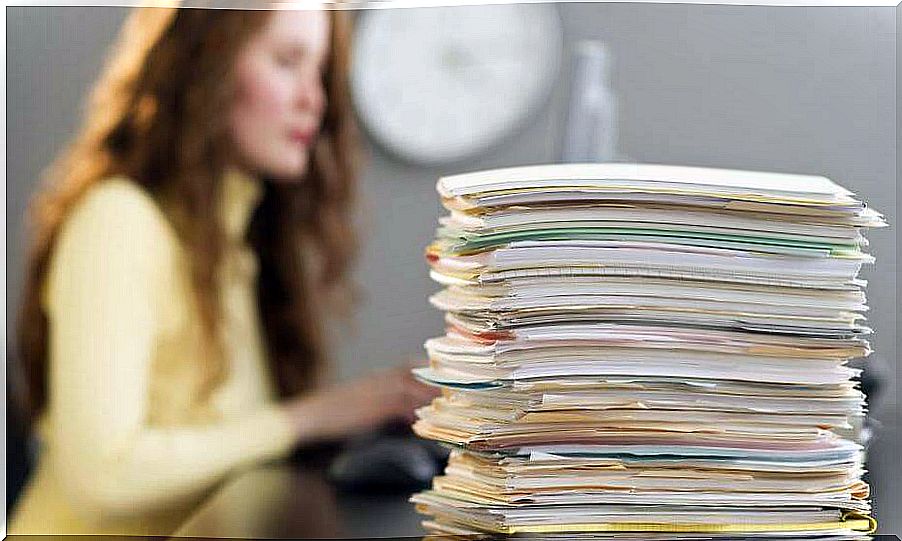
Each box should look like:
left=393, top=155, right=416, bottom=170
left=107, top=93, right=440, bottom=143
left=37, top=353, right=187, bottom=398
left=43, top=179, right=297, bottom=517
left=284, top=365, right=440, bottom=441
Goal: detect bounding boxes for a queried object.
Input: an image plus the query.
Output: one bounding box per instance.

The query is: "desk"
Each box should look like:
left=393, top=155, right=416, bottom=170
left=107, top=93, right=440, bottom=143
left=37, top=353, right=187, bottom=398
left=172, top=463, right=426, bottom=539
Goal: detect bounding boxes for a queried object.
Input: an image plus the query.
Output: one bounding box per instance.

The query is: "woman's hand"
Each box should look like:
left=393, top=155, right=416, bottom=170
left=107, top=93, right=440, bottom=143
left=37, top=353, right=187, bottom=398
left=285, top=364, right=441, bottom=443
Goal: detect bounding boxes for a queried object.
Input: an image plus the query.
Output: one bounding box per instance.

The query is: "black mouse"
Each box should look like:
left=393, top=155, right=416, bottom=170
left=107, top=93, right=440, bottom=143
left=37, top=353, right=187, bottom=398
left=328, top=425, right=449, bottom=492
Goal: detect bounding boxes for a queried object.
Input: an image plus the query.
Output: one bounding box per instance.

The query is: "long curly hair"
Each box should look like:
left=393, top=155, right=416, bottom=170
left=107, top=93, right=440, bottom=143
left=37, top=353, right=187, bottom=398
left=15, top=7, right=361, bottom=421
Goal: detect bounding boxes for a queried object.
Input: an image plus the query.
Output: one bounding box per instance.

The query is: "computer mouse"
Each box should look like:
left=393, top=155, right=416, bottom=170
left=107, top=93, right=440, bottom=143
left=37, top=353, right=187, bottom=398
left=328, top=435, right=447, bottom=492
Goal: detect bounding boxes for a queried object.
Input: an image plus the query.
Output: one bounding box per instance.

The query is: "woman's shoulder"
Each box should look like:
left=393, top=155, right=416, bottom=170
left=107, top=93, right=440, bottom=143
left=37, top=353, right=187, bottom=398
left=44, top=175, right=180, bottom=307
left=71, top=175, right=166, bottom=224
left=49, top=175, right=180, bottom=275
left=63, top=175, right=176, bottom=245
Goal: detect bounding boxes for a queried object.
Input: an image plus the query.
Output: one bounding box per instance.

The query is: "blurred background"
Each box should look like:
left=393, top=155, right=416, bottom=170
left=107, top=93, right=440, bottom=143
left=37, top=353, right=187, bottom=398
left=6, top=3, right=899, bottom=534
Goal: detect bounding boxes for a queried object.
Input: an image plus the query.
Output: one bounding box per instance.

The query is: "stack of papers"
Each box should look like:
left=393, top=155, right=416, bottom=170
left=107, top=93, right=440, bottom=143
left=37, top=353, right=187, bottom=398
left=411, top=163, right=885, bottom=539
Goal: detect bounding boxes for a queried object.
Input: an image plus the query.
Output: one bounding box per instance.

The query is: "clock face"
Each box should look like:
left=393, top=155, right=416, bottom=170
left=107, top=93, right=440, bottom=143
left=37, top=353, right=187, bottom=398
left=351, top=4, right=562, bottom=165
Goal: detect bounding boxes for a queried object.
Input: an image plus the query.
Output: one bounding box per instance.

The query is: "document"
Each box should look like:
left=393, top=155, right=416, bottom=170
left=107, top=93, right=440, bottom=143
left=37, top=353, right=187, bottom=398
left=412, top=163, right=884, bottom=538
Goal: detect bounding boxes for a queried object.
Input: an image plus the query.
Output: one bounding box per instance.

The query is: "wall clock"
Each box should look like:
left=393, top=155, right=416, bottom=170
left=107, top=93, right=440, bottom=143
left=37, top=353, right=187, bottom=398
left=350, top=4, right=563, bottom=165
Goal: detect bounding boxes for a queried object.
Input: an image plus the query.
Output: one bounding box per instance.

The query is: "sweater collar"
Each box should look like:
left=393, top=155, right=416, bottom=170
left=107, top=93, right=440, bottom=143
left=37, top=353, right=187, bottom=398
left=220, top=165, right=264, bottom=243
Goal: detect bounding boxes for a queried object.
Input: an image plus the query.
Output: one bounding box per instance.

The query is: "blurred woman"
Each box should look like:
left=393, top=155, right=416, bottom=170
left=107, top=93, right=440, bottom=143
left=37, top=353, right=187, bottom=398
left=10, top=6, right=436, bottom=536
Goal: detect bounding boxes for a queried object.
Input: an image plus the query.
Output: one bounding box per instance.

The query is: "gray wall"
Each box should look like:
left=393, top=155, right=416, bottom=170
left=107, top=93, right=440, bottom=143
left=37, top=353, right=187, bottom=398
left=7, top=4, right=899, bottom=533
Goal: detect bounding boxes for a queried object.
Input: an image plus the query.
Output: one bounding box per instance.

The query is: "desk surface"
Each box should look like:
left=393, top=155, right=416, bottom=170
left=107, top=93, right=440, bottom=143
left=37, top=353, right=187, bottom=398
left=172, top=464, right=426, bottom=539
left=172, top=416, right=902, bottom=538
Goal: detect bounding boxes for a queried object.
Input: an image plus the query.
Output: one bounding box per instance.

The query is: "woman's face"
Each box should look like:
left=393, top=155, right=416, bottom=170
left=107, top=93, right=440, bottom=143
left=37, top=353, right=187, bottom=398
left=228, top=10, right=330, bottom=181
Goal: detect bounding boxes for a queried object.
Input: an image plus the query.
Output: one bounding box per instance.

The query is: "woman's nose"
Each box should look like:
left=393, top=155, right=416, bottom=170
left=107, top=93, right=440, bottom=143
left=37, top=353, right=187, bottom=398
left=297, top=76, right=326, bottom=117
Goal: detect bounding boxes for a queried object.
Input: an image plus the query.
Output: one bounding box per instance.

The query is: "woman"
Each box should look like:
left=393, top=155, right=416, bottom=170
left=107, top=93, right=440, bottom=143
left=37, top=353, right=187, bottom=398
left=9, top=6, right=437, bottom=536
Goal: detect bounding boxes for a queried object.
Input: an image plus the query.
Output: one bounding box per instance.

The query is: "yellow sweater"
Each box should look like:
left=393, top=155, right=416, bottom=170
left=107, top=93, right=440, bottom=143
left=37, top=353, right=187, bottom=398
left=8, top=167, right=297, bottom=536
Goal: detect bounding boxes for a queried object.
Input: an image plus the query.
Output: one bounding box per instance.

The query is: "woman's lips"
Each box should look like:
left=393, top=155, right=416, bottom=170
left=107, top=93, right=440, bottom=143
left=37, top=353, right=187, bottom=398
left=288, top=128, right=314, bottom=146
